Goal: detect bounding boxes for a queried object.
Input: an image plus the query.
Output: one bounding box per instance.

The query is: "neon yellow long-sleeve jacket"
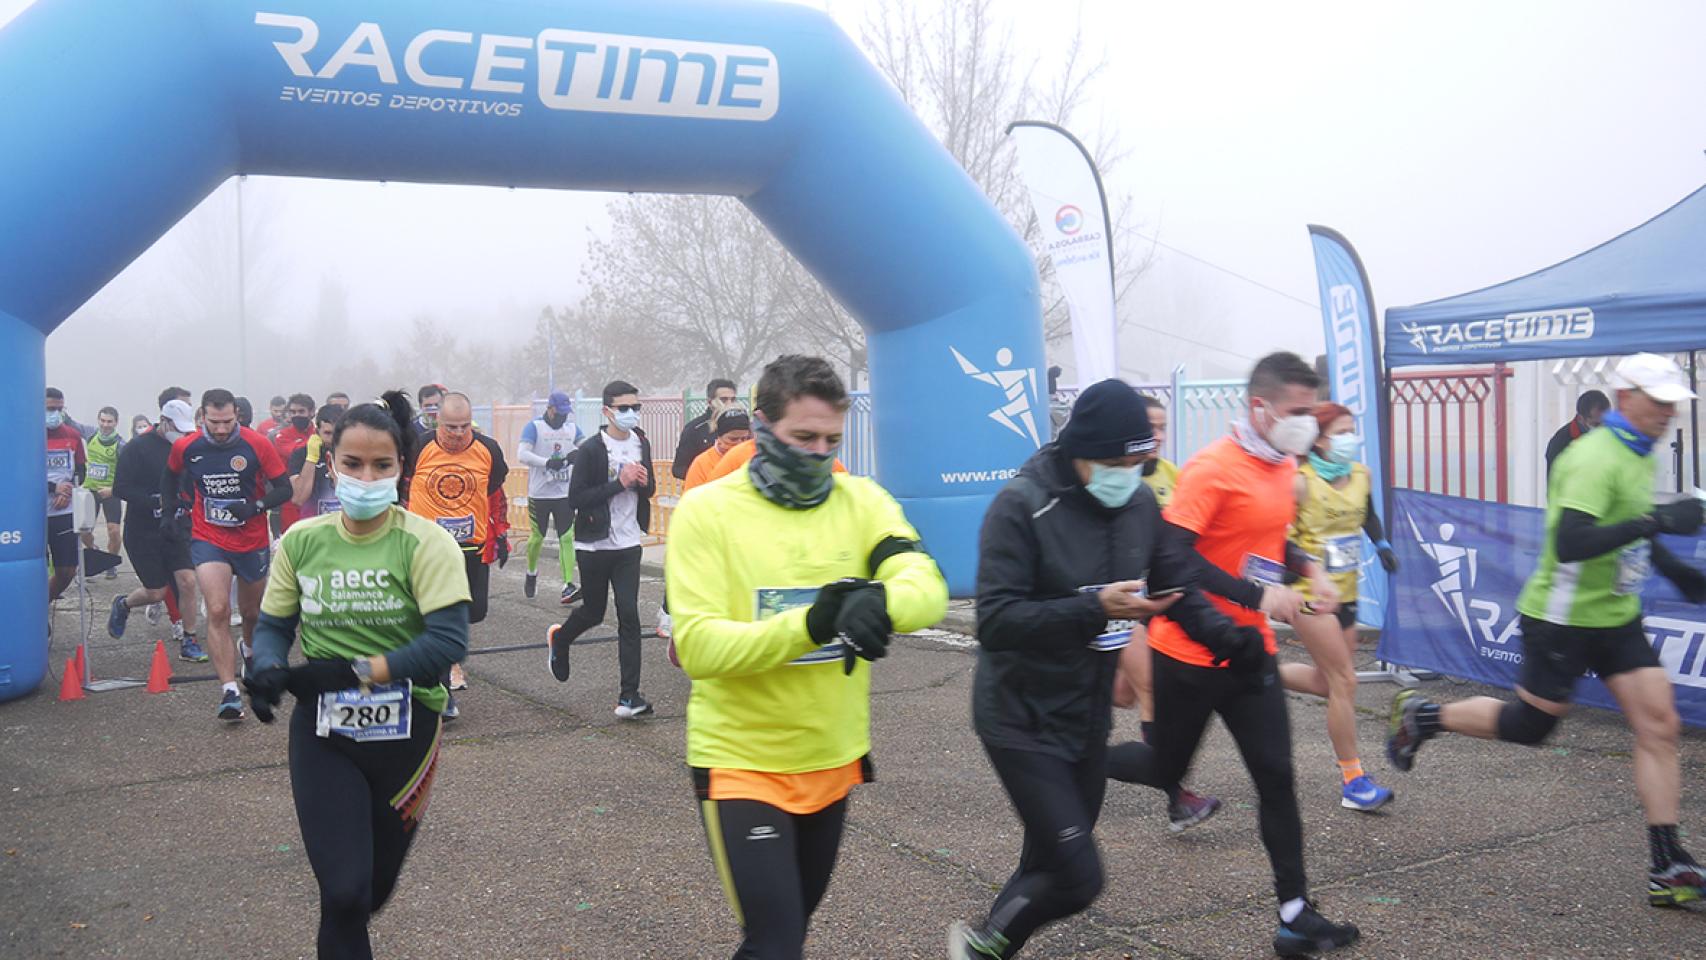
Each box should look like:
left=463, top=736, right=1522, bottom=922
left=666, top=468, right=948, bottom=773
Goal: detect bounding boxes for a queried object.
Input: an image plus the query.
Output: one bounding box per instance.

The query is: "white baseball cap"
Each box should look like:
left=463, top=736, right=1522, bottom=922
left=160, top=398, right=196, bottom=432
left=1612, top=353, right=1696, bottom=404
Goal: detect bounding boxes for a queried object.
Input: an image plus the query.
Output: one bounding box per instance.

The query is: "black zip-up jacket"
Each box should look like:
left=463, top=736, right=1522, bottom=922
left=113, top=430, right=174, bottom=538
left=672, top=410, right=715, bottom=480
left=973, top=444, right=1241, bottom=761
left=569, top=427, right=658, bottom=544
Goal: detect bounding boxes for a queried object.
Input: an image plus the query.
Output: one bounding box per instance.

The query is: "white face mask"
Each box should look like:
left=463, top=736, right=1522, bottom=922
left=1259, top=403, right=1319, bottom=456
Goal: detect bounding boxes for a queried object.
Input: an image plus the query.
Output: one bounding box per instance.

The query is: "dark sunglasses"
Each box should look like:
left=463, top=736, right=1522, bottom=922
left=611, top=403, right=643, bottom=413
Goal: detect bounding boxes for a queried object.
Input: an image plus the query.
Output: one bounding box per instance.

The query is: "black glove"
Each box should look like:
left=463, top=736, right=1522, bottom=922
left=159, top=514, right=180, bottom=542
left=227, top=499, right=261, bottom=522
left=1379, top=547, right=1399, bottom=573
left=1210, top=625, right=1268, bottom=675
left=545, top=455, right=567, bottom=473
left=805, top=578, right=873, bottom=645
left=284, top=659, right=361, bottom=699
left=494, top=536, right=510, bottom=568
left=1653, top=498, right=1704, bottom=536
left=833, top=582, right=891, bottom=675
left=243, top=666, right=290, bottom=724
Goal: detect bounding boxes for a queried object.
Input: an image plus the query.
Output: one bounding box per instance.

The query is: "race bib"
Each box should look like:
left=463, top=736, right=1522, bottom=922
left=1077, top=584, right=1133, bottom=651
left=756, top=586, right=846, bottom=666
left=1242, top=553, right=1287, bottom=588
left=1323, top=535, right=1361, bottom=574
left=316, top=681, right=412, bottom=741
left=87, top=462, right=111, bottom=481
left=203, top=497, right=246, bottom=527
left=1615, top=541, right=1651, bottom=597
left=435, top=514, right=476, bottom=543
left=46, top=449, right=72, bottom=472
left=316, top=497, right=342, bottom=516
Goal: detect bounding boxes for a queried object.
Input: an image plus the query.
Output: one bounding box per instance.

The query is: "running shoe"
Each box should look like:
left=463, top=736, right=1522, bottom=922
left=615, top=695, right=655, bottom=720
left=524, top=572, right=537, bottom=599
left=240, top=641, right=254, bottom=681
left=1168, top=788, right=1222, bottom=833
left=229, top=609, right=242, bottom=627
left=1341, top=775, right=1394, bottom=812
left=216, top=689, right=244, bottom=722
left=1386, top=688, right=1433, bottom=772
left=442, top=693, right=460, bottom=721
left=180, top=635, right=208, bottom=662
left=105, top=567, right=118, bottom=580
left=449, top=663, right=468, bottom=690
left=1274, top=901, right=1359, bottom=957
left=107, top=595, right=130, bottom=639
left=1649, top=860, right=1706, bottom=907
left=145, top=601, right=164, bottom=625
left=547, top=623, right=571, bottom=682
left=561, top=583, right=582, bottom=605
left=947, top=920, right=1006, bottom=959
left=657, top=609, right=673, bottom=640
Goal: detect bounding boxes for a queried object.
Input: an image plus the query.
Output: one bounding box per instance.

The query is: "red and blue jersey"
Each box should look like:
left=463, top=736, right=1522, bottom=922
left=167, top=427, right=286, bottom=552
left=45, top=423, right=86, bottom=517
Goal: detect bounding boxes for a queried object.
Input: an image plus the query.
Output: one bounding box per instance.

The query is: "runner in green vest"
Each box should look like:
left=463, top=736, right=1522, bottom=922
left=1386, top=353, right=1706, bottom=907
left=82, top=405, right=125, bottom=572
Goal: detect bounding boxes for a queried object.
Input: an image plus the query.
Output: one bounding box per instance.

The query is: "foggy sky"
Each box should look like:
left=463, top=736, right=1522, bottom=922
left=7, top=0, right=1702, bottom=419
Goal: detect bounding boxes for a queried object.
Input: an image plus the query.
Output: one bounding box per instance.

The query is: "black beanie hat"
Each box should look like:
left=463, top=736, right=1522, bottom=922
left=715, top=406, right=752, bottom=436
left=1058, top=379, right=1156, bottom=460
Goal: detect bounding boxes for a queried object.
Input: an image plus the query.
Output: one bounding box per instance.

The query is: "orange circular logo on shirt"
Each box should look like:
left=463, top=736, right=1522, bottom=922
left=229, top=455, right=248, bottom=472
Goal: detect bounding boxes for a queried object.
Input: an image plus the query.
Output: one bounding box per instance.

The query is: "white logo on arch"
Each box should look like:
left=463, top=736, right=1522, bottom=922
left=951, top=346, right=1040, bottom=447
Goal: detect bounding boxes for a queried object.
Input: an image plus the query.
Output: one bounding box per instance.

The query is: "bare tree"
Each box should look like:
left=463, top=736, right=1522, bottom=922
left=574, top=0, right=1144, bottom=388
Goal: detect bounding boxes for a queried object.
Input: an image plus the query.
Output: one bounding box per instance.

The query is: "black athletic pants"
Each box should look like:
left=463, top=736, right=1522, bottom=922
left=981, top=741, right=1108, bottom=957
left=289, top=699, right=443, bottom=960
left=697, top=791, right=847, bottom=960
left=1106, top=650, right=1306, bottom=902
left=559, top=545, right=643, bottom=699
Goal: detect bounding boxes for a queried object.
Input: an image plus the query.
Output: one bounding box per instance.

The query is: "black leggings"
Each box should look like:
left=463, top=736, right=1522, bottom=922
left=289, top=699, right=443, bottom=960
left=560, top=545, right=643, bottom=699
left=697, top=793, right=847, bottom=960
left=1107, top=651, right=1307, bottom=903
left=981, top=742, right=1107, bottom=957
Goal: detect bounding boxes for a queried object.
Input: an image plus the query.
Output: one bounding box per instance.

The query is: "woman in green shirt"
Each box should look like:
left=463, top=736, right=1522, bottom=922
left=245, top=391, right=471, bottom=959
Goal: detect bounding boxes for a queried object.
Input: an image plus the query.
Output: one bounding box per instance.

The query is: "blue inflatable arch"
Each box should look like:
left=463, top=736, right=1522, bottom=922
left=0, top=0, right=1045, bottom=701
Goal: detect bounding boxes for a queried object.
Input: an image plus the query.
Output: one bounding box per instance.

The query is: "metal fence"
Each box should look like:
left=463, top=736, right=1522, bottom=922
left=1388, top=365, right=1511, bottom=503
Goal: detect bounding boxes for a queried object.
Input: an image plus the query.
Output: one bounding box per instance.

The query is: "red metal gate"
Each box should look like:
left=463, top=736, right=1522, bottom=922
left=1387, top=364, right=1512, bottom=503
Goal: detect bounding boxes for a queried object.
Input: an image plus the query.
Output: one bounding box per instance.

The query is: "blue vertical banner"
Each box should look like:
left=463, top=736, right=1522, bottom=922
left=1307, top=226, right=1391, bottom=629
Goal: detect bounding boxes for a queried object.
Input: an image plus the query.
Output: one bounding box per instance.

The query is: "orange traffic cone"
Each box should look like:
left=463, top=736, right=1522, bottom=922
left=146, top=640, right=173, bottom=694
left=58, top=658, right=85, bottom=702
left=71, top=644, right=86, bottom=685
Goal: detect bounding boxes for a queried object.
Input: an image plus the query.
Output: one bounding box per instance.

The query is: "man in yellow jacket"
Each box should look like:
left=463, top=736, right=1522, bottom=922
left=667, top=354, right=948, bottom=960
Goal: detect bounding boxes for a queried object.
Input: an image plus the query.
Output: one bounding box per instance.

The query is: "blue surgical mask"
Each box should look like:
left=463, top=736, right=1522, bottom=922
left=612, top=409, right=641, bottom=431
left=45, top=410, right=63, bottom=429
left=334, top=472, right=399, bottom=520
left=1327, top=432, right=1363, bottom=465
left=1085, top=462, right=1142, bottom=508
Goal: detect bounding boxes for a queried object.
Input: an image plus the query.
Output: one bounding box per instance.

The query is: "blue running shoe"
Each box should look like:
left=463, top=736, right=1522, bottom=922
left=442, top=693, right=460, bottom=721
left=216, top=688, right=244, bottom=722
left=1341, top=775, right=1394, bottom=812
left=107, top=595, right=130, bottom=639
left=180, top=635, right=208, bottom=662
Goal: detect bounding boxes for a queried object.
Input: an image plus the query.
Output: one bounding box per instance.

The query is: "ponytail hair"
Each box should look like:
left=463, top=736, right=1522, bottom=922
left=333, top=390, right=418, bottom=497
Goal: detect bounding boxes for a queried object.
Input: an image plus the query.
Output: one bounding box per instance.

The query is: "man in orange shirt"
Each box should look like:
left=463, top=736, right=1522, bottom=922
left=683, top=407, right=753, bottom=492
left=409, top=392, right=509, bottom=719
left=1105, top=352, right=1360, bottom=958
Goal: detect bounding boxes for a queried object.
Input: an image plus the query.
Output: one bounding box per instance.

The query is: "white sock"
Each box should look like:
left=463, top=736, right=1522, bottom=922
left=1279, top=897, right=1307, bottom=924
left=222, top=681, right=240, bottom=696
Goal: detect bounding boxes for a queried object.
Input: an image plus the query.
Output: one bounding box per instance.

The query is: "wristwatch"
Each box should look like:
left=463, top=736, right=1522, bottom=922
left=351, top=657, right=374, bottom=689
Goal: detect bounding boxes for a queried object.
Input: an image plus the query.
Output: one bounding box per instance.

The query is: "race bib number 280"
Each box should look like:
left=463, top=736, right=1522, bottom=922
left=316, top=682, right=412, bottom=741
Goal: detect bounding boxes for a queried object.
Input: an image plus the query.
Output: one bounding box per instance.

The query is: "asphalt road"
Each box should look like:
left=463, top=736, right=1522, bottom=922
left=4, top=559, right=1704, bottom=959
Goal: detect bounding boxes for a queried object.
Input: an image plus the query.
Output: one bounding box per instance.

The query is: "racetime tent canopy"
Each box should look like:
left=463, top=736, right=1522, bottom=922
left=1386, top=184, right=1706, bottom=368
